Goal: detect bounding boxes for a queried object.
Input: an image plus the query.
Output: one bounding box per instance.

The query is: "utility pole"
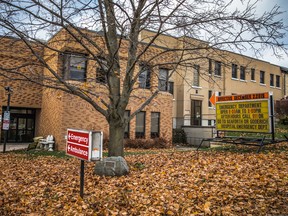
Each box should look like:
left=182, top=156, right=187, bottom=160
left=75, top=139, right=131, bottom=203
left=3, top=86, right=12, bottom=153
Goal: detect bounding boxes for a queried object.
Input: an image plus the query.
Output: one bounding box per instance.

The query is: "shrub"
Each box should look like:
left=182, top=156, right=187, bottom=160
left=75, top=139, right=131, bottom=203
left=124, top=137, right=171, bottom=149
left=172, top=128, right=187, bottom=144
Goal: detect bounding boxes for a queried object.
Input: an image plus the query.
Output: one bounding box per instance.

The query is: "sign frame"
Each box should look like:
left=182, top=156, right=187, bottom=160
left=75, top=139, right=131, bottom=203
left=66, top=128, right=103, bottom=162
left=215, top=92, right=274, bottom=134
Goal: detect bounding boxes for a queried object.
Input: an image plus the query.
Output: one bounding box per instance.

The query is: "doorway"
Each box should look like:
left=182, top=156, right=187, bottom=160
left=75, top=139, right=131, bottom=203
left=1, top=108, right=36, bottom=143
left=191, top=100, right=202, bottom=126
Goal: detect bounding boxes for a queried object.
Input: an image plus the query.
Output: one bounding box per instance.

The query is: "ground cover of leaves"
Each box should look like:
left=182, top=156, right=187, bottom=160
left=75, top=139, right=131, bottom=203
left=0, top=145, right=287, bottom=215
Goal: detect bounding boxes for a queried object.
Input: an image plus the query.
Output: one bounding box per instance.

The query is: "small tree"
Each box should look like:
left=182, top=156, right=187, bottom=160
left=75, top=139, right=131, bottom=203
left=275, top=99, right=288, bottom=124
left=0, top=0, right=287, bottom=157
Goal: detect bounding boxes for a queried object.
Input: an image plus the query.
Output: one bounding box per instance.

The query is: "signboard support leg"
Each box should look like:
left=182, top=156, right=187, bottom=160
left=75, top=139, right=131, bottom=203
left=270, top=94, right=275, bottom=142
left=80, top=160, right=85, bottom=198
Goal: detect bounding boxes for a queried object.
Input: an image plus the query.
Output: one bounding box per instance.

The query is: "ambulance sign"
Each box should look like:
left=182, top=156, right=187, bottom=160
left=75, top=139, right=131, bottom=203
left=66, top=129, right=103, bottom=161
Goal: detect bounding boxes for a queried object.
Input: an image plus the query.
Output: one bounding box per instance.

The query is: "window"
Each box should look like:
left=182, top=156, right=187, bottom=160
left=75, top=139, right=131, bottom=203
left=193, top=65, right=200, bottom=86
left=208, top=90, right=212, bottom=107
left=208, top=120, right=213, bottom=126
left=96, top=58, right=108, bottom=84
left=135, top=111, right=145, bottom=138
left=270, top=74, right=274, bottom=87
left=232, top=64, right=238, bottom=79
left=151, top=112, right=160, bottom=138
left=214, top=61, right=221, bottom=76
left=168, top=82, right=174, bottom=95
left=276, top=75, right=280, bottom=88
left=251, top=68, right=255, bottom=81
left=208, top=59, right=212, bottom=75
left=63, top=53, right=87, bottom=81
left=139, top=65, right=151, bottom=89
left=124, top=110, right=130, bottom=139
left=240, top=66, right=246, bottom=80
left=158, top=68, right=174, bottom=94
left=260, top=71, right=265, bottom=84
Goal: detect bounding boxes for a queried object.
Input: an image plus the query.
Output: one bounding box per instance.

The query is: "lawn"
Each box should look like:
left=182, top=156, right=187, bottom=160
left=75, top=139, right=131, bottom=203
left=0, top=143, right=287, bottom=215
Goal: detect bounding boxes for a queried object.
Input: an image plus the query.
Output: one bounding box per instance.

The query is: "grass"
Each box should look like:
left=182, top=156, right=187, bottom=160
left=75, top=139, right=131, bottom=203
left=12, top=149, right=70, bottom=158
left=11, top=148, right=162, bottom=158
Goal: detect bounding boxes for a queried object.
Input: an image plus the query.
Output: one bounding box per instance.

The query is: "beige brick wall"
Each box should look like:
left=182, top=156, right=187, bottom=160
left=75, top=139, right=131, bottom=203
left=0, top=37, right=43, bottom=139
left=37, top=29, right=173, bottom=150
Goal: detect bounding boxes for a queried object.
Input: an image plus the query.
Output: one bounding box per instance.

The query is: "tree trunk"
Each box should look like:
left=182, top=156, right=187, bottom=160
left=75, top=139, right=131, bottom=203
left=108, top=119, right=125, bottom=157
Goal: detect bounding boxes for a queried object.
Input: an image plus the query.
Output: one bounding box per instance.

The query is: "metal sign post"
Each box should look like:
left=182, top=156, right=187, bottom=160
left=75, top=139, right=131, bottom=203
left=3, top=87, right=12, bottom=153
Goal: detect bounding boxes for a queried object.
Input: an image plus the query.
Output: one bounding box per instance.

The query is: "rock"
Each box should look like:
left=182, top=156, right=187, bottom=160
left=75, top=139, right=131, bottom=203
left=94, top=156, right=129, bottom=176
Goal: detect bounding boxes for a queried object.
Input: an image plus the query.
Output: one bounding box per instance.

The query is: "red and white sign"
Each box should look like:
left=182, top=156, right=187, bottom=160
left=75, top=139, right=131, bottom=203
left=66, top=129, right=91, bottom=161
left=66, top=129, right=103, bottom=161
left=2, top=111, right=10, bottom=130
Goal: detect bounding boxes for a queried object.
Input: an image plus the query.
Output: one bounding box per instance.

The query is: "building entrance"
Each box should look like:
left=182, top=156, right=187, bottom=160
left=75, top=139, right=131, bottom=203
left=1, top=107, right=36, bottom=143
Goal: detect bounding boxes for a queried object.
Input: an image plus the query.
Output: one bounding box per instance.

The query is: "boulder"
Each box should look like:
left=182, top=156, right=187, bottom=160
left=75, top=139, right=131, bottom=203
left=94, top=156, right=129, bottom=176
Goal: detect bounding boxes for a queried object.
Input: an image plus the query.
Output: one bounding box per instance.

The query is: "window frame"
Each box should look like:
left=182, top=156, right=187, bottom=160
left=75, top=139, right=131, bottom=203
left=240, top=66, right=246, bottom=80
left=158, top=68, right=169, bottom=91
left=62, top=52, right=87, bottom=81
left=251, top=68, right=255, bottom=81
left=260, top=70, right=265, bottom=84
left=151, top=112, right=160, bottom=138
left=139, top=65, right=151, bottom=89
left=135, top=111, right=146, bottom=138
left=270, top=73, right=274, bottom=87
left=193, top=64, right=200, bottom=87
left=96, top=58, right=108, bottom=84
left=232, top=64, right=238, bottom=79
left=276, top=75, right=280, bottom=88
left=214, top=61, right=221, bottom=76
left=208, top=59, right=212, bottom=75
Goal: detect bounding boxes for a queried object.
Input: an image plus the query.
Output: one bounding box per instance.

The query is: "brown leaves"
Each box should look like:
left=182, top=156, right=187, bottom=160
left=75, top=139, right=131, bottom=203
left=0, top=145, right=288, bottom=215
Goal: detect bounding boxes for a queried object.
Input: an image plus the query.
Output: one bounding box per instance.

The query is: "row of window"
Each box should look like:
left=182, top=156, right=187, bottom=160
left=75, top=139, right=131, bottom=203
left=62, top=53, right=174, bottom=94
left=124, top=111, right=160, bottom=139
left=194, top=60, right=281, bottom=88
left=231, top=64, right=281, bottom=87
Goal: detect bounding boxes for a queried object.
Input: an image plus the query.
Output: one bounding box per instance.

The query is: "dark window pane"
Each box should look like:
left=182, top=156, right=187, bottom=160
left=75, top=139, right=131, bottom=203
left=270, top=74, right=274, bottom=86
left=96, top=58, right=108, bottom=84
left=232, top=64, right=237, bottom=79
left=159, top=68, right=168, bottom=91
left=193, top=65, right=200, bottom=86
left=260, top=71, right=265, bottom=84
left=136, top=111, right=145, bottom=138
left=276, top=75, right=280, bottom=87
left=240, top=66, right=245, bottom=80
left=139, top=66, right=151, bottom=89
left=63, top=53, right=87, bottom=81
left=151, top=112, right=160, bottom=138
left=208, top=59, right=212, bottom=74
left=251, top=68, right=255, bottom=80
left=214, top=61, right=221, bottom=76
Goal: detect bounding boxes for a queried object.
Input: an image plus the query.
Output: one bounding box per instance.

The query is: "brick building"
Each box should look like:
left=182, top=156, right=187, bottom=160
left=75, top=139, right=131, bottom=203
left=0, top=29, right=287, bottom=149
left=0, top=29, right=173, bottom=150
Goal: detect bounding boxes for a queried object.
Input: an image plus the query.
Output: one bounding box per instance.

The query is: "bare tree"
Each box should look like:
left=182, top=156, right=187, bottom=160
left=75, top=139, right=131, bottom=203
left=0, top=0, right=287, bottom=157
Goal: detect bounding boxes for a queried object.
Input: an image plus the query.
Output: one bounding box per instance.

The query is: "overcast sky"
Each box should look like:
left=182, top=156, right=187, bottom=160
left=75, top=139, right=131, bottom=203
left=239, top=0, right=288, bottom=68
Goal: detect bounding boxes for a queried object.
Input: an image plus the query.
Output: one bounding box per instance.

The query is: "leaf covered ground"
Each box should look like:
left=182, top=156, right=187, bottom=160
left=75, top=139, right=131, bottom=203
left=0, top=144, right=287, bottom=215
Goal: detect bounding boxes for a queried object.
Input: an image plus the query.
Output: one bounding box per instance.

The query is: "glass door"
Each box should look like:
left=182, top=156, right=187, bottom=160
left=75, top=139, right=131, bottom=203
left=2, top=108, right=36, bottom=143
left=191, top=100, right=202, bottom=126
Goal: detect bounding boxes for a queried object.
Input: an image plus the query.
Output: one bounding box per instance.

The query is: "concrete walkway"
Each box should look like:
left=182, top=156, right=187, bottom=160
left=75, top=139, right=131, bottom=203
left=0, top=143, right=29, bottom=152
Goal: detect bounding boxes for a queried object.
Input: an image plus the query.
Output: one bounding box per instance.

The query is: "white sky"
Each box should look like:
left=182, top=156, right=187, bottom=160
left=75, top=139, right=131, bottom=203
left=234, top=0, right=288, bottom=68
